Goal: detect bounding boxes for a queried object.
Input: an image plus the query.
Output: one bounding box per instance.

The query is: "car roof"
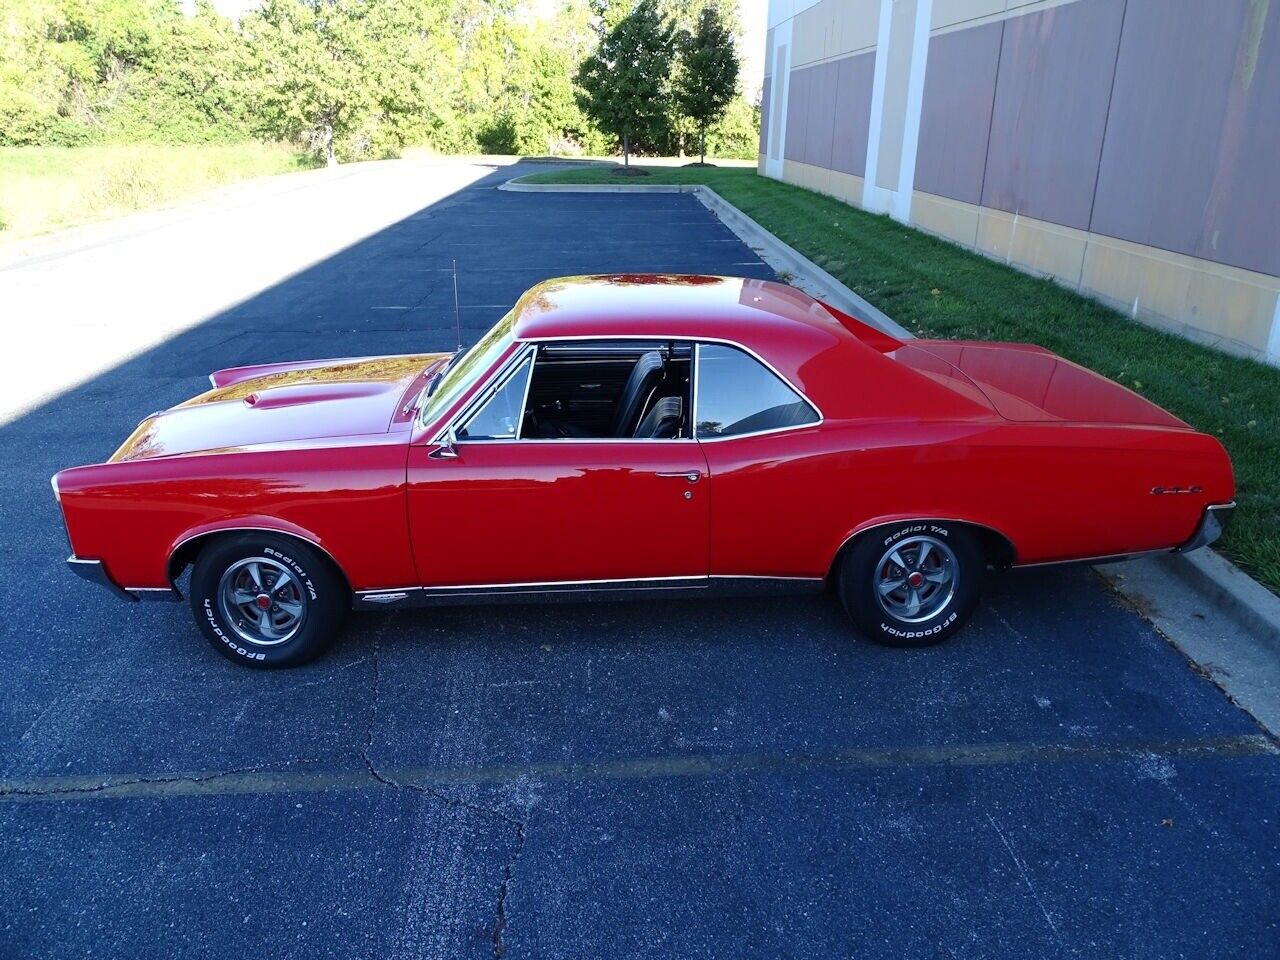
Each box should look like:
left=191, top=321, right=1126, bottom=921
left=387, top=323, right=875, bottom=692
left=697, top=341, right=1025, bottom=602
left=510, top=274, right=884, bottom=350
left=508, top=274, right=994, bottom=424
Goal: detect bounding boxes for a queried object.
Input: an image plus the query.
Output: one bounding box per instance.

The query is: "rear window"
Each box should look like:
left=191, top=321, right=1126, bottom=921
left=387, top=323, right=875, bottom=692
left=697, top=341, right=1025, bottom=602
left=694, top=344, right=818, bottom=438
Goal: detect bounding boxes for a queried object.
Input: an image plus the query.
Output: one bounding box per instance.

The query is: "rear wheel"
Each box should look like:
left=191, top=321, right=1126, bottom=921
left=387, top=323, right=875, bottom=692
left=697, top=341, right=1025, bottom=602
left=838, top=521, right=982, bottom=648
left=190, top=533, right=347, bottom=668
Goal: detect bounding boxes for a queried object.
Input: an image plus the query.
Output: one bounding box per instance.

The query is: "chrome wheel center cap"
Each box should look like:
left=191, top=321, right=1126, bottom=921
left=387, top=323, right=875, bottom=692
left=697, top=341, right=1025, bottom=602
left=874, top=535, right=959, bottom=624
left=219, top=557, right=306, bottom=647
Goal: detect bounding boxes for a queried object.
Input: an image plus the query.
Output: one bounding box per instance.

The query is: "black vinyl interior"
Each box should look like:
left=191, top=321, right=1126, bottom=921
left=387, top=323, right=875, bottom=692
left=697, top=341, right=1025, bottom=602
left=523, top=341, right=692, bottom=439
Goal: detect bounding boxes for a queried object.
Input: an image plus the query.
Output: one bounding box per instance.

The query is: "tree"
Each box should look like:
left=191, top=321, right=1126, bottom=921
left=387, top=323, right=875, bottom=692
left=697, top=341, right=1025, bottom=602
left=244, top=0, right=370, bottom=167
left=674, top=4, right=737, bottom=164
left=574, top=0, right=675, bottom=166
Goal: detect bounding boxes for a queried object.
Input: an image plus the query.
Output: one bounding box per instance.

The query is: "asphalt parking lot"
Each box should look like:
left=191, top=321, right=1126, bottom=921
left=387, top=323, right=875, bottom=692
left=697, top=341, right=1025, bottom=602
left=2, top=163, right=1278, bottom=958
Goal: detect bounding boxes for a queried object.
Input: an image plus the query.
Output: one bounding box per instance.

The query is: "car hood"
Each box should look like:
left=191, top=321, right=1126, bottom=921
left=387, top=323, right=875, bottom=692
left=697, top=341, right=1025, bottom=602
left=109, top=354, right=447, bottom=463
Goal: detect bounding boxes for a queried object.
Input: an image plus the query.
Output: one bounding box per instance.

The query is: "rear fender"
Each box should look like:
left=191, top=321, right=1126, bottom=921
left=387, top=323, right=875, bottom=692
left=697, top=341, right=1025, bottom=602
left=828, top=515, right=1018, bottom=582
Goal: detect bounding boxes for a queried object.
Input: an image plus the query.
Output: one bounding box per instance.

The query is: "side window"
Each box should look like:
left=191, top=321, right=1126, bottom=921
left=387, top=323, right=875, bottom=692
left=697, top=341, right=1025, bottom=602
left=457, top=354, right=532, bottom=440
left=695, top=344, right=818, bottom=439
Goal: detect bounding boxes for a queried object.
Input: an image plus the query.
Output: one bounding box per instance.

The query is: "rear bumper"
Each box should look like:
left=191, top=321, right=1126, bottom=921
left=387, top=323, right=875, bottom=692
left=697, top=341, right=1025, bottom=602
left=1179, top=502, right=1236, bottom=553
left=66, top=556, right=181, bottom=603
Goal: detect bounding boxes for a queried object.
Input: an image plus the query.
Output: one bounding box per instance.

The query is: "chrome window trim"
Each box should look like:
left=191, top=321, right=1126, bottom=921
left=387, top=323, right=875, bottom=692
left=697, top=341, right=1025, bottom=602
left=515, top=347, right=537, bottom=440
left=441, top=437, right=699, bottom=446
left=416, top=313, right=519, bottom=432
left=454, top=349, right=535, bottom=442
left=432, top=344, right=535, bottom=445
left=430, top=333, right=823, bottom=447
left=691, top=340, right=824, bottom=442
left=526, top=334, right=821, bottom=414
left=436, top=337, right=705, bottom=446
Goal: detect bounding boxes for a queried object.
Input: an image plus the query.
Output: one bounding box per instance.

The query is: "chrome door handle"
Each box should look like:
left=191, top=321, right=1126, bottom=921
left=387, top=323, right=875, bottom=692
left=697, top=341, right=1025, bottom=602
left=656, top=471, right=700, bottom=483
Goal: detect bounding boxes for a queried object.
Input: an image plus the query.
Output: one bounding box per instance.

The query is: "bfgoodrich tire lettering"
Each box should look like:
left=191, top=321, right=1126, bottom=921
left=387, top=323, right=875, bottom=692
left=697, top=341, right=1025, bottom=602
left=189, top=533, right=346, bottom=668
left=838, top=521, right=982, bottom=648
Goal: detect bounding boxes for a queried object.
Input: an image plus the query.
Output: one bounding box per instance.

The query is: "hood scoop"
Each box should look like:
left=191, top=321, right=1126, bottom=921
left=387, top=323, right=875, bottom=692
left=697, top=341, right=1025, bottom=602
left=241, top=381, right=391, bottom=410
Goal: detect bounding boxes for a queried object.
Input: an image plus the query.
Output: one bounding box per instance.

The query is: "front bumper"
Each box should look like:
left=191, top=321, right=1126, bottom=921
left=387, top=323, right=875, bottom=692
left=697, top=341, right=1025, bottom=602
left=1179, top=502, right=1236, bottom=553
left=66, top=556, right=181, bottom=603
left=67, top=556, right=137, bottom=602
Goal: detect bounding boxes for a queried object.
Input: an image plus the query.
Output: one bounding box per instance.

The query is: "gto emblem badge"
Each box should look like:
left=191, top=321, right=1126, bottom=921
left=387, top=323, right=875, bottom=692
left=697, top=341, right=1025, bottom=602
left=1151, top=485, right=1203, bottom=495
left=363, top=592, right=409, bottom=604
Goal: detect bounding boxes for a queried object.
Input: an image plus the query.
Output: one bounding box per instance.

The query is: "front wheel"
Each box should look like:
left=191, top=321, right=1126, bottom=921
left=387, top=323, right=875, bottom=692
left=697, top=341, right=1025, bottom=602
left=838, top=521, right=982, bottom=648
left=190, top=533, right=347, bottom=668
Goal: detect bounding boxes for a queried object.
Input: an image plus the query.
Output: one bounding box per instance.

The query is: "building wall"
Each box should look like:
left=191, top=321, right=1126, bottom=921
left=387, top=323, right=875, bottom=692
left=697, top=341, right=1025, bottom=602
left=760, top=0, right=1280, bottom=363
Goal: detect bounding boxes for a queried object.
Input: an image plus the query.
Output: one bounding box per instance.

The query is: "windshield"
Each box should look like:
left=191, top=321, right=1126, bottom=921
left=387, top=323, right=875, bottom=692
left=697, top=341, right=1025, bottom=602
left=419, top=311, right=517, bottom=428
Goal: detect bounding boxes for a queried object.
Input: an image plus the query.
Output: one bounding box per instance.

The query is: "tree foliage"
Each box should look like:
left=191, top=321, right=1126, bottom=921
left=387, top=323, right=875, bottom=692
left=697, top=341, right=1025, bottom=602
left=0, top=0, right=754, bottom=163
left=574, top=0, right=676, bottom=164
left=674, top=5, right=737, bottom=163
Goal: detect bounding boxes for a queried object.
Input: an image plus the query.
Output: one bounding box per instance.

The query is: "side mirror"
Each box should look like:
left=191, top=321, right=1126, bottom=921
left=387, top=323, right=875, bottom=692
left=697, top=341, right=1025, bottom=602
left=430, top=425, right=460, bottom=460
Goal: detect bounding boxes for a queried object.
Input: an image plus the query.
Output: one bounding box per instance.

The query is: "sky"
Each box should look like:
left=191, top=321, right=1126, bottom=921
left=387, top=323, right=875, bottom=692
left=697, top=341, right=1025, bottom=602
left=738, top=0, right=767, bottom=95
left=199, top=0, right=768, bottom=96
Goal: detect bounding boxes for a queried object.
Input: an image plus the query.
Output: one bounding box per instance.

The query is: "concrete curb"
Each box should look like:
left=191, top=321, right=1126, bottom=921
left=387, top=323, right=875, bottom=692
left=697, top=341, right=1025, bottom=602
left=499, top=177, right=913, bottom=341
left=1098, top=549, right=1280, bottom=736
left=1158, top=548, right=1280, bottom=649
left=500, top=172, right=1280, bottom=712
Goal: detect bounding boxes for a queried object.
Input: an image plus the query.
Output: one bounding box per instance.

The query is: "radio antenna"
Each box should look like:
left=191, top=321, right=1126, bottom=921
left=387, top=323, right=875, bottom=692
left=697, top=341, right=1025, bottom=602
left=451, top=259, right=462, bottom=351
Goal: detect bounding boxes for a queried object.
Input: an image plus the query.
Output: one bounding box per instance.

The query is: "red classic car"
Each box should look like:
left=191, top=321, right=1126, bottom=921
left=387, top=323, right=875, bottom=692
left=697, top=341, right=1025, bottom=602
left=53, top=274, right=1234, bottom=668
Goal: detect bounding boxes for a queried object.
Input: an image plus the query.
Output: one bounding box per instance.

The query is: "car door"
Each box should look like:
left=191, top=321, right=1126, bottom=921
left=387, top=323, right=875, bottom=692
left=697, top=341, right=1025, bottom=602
left=692, top=341, right=827, bottom=578
left=407, top=346, right=709, bottom=590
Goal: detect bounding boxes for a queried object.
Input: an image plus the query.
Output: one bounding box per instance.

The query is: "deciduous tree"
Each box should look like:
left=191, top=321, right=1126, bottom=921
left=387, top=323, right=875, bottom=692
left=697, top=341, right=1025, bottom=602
left=574, top=0, right=675, bottom=165
left=674, top=4, right=738, bottom=165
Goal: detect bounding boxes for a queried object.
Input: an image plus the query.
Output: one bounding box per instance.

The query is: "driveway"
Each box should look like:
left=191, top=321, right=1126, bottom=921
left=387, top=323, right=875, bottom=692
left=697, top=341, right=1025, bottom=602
left=1, top=161, right=1276, bottom=959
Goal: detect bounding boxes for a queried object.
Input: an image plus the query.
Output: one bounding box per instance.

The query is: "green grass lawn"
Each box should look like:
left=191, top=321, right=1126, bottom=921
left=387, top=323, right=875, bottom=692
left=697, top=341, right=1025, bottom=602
left=522, top=164, right=1280, bottom=594
left=0, top=143, right=316, bottom=240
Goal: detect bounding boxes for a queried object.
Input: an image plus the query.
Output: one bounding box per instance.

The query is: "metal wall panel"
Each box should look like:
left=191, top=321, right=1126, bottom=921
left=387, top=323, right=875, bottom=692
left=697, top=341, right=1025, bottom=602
left=803, top=60, right=840, bottom=168
left=914, top=20, right=1003, bottom=204
left=759, top=76, right=772, bottom=157
left=831, top=52, right=877, bottom=177
left=980, top=0, right=1125, bottom=230
left=1091, top=0, right=1280, bottom=277
left=784, top=64, right=811, bottom=162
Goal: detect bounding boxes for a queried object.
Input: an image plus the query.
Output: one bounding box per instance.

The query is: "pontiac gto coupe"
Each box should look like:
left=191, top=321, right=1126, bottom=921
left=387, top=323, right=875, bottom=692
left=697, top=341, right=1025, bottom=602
left=53, top=275, right=1234, bottom=668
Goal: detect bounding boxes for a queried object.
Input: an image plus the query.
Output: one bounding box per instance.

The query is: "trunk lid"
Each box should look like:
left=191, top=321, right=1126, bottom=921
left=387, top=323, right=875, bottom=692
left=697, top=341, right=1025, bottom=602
left=907, top=340, right=1189, bottom=427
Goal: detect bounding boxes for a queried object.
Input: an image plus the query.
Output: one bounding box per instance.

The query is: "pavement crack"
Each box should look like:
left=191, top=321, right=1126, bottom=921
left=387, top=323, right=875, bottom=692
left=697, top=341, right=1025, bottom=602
left=492, top=820, right=526, bottom=959
left=359, top=620, right=529, bottom=957
left=0, top=757, right=329, bottom=800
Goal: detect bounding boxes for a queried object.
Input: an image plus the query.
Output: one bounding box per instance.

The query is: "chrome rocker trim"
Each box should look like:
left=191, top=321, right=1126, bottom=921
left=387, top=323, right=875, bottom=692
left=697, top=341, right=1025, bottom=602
left=1178, top=501, right=1236, bottom=553
left=353, top=575, right=824, bottom=611
left=66, top=556, right=182, bottom=603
